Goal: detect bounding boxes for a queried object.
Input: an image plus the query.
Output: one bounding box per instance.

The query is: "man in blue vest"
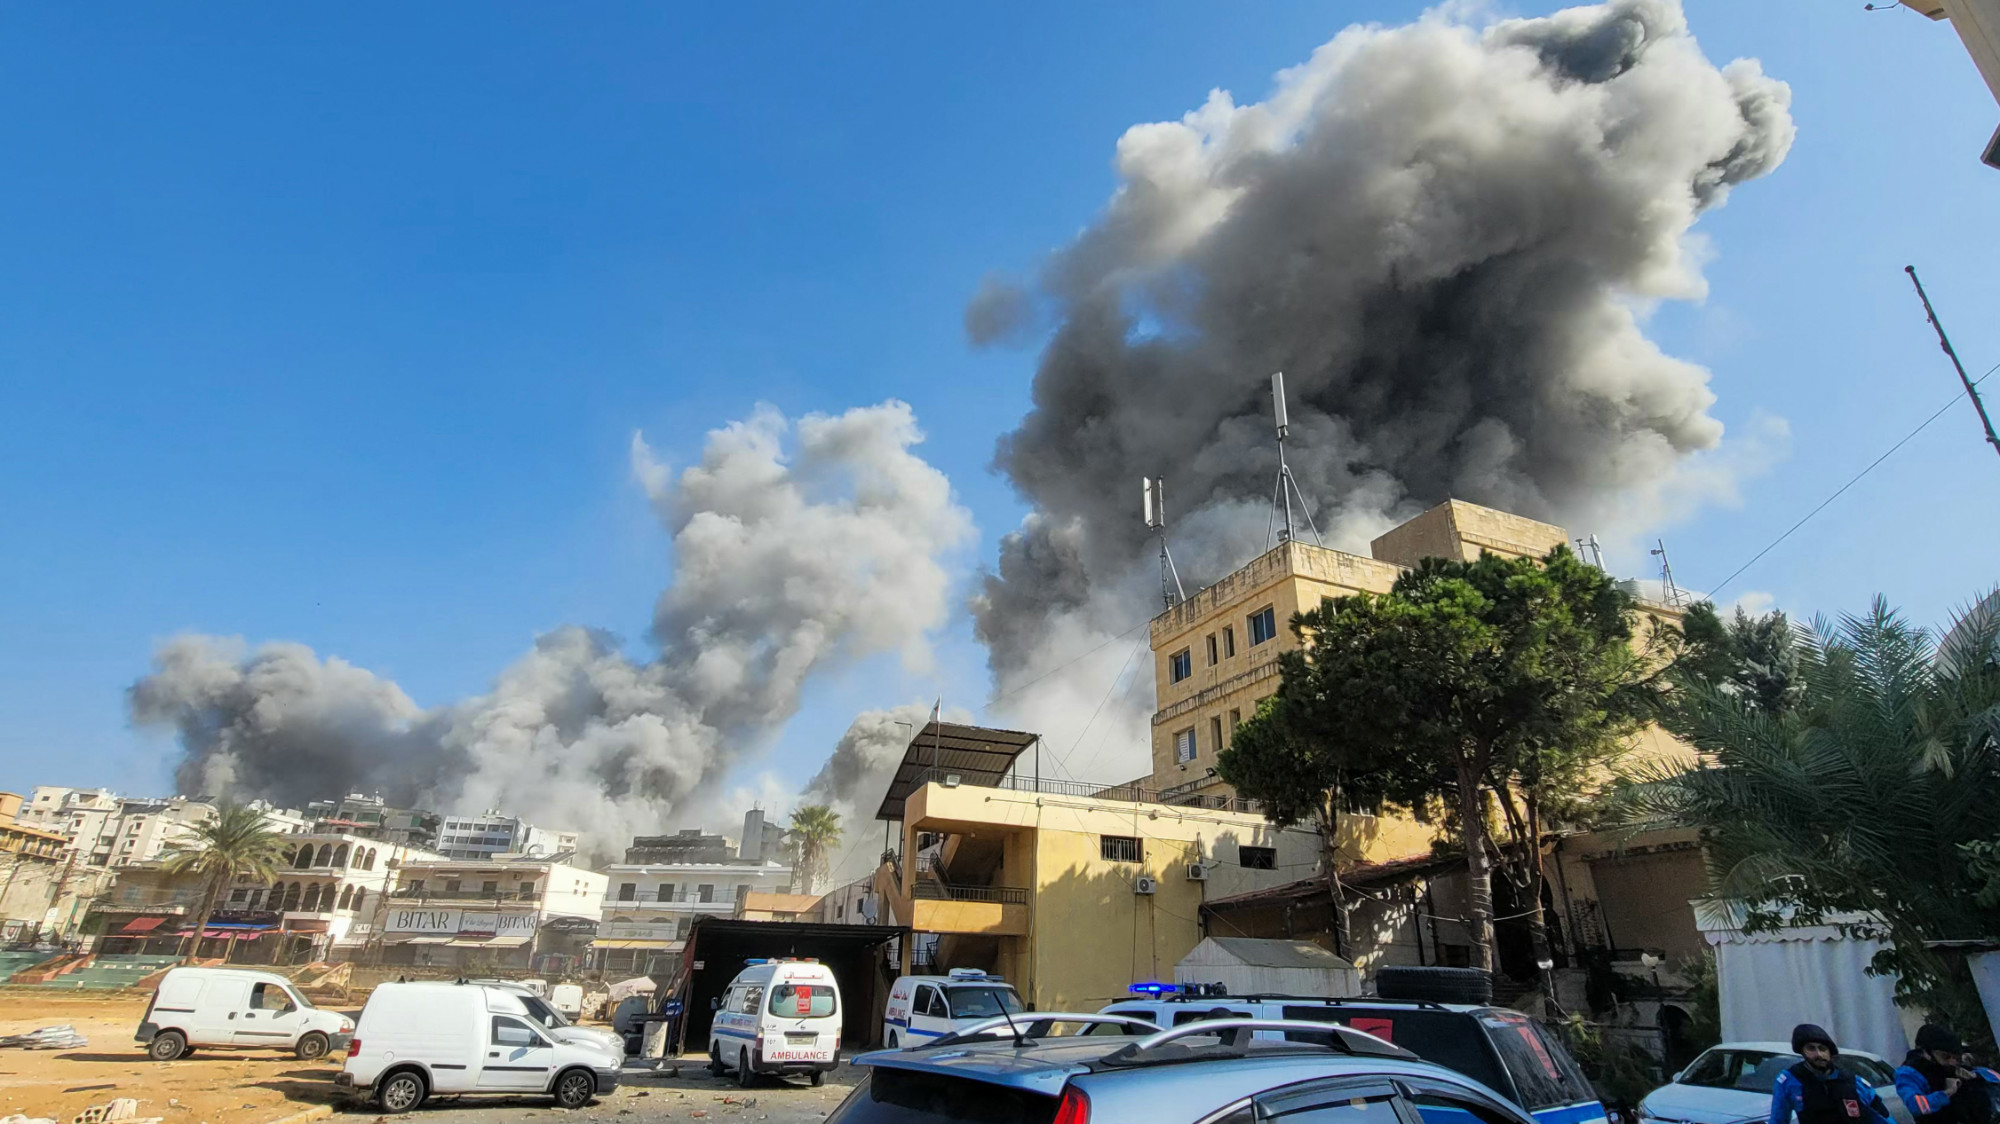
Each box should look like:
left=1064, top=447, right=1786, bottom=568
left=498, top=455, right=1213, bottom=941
left=1897, top=1025, right=1999, bottom=1124
left=1771, top=1024, right=1892, bottom=1124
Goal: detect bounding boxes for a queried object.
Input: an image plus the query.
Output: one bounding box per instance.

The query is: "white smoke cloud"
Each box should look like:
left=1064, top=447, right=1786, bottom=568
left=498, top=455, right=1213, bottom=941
left=131, top=400, right=973, bottom=857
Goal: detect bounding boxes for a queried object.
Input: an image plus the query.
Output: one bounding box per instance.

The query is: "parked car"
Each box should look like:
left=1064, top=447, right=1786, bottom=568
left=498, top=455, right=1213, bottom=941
left=707, top=957, right=841, bottom=1087
left=470, top=979, right=627, bottom=1058
left=1099, top=992, right=1605, bottom=1124
left=883, top=969, right=1025, bottom=1047
left=832, top=1013, right=1541, bottom=1124
left=134, top=966, right=353, bottom=1062
left=1639, top=1042, right=1913, bottom=1124
left=336, top=981, right=620, bottom=1111
left=550, top=983, right=584, bottom=1019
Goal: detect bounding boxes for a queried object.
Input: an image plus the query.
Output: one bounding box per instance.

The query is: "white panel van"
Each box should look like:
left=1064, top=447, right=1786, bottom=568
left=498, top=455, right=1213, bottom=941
left=337, top=981, right=621, bottom=1111
left=882, top=970, right=1025, bottom=1048
left=705, top=959, right=840, bottom=1087
left=135, top=967, right=352, bottom=1061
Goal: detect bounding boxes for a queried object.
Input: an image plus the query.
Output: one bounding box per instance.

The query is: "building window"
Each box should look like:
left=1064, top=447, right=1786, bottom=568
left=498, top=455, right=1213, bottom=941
left=736, top=883, right=751, bottom=904
left=1174, top=728, right=1196, bottom=764
left=481, top=881, right=498, bottom=893
left=618, top=883, right=636, bottom=901
left=1228, top=708, right=1241, bottom=731
left=229, top=888, right=248, bottom=903
left=658, top=884, right=675, bottom=902
left=1249, top=606, right=1277, bottom=646
left=1170, top=649, right=1192, bottom=683
left=1209, top=716, right=1224, bottom=754
left=1224, top=627, right=1236, bottom=657
left=1206, top=634, right=1219, bottom=666
left=1238, top=846, right=1276, bottom=870
left=698, top=884, right=714, bottom=903
left=519, top=881, right=534, bottom=896
left=1101, top=836, right=1142, bottom=864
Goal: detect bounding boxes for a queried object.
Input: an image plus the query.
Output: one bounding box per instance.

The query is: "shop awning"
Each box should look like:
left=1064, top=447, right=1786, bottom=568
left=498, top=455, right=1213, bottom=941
left=118, top=917, right=169, bottom=934
left=444, top=935, right=531, bottom=949
left=200, top=928, right=267, bottom=940
left=593, top=939, right=675, bottom=950
left=385, top=934, right=453, bottom=945
left=284, top=918, right=330, bottom=933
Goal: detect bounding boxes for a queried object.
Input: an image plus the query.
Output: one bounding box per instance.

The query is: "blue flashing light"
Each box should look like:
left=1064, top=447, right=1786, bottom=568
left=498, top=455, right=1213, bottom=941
left=1128, top=982, right=1181, bottom=996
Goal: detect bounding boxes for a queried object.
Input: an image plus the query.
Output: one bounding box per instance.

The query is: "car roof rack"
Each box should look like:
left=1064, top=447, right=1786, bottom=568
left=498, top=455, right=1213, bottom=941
left=928, top=1012, right=1161, bottom=1048
left=1126, top=994, right=1455, bottom=1012
left=1098, top=1019, right=1409, bottom=1068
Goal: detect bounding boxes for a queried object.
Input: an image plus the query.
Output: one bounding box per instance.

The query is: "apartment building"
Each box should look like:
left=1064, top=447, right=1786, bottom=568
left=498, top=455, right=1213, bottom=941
left=380, top=854, right=606, bottom=972
left=433, top=812, right=578, bottom=861
left=593, top=814, right=795, bottom=977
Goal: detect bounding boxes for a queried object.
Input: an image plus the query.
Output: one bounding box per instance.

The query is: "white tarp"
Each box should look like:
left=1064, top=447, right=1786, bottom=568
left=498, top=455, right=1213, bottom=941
left=1697, top=902, right=1910, bottom=1057
left=608, top=976, right=657, bottom=1003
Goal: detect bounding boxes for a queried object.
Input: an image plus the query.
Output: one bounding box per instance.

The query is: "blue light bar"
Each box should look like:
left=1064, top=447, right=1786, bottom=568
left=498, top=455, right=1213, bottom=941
left=1128, top=981, right=1180, bottom=996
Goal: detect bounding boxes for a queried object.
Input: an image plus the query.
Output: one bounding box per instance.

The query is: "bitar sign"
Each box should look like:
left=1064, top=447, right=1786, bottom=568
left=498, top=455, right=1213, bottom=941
left=386, top=908, right=538, bottom=936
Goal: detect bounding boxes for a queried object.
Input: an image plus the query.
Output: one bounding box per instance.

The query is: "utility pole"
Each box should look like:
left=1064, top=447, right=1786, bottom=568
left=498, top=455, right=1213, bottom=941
left=1907, top=266, right=2000, bottom=462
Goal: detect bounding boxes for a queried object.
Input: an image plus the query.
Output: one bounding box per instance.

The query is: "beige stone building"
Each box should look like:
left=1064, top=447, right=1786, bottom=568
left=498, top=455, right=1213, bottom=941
left=1148, top=500, right=1581, bottom=804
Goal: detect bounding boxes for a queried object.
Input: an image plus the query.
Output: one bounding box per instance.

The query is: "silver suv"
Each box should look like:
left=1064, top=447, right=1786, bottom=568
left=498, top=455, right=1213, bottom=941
left=830, top=1015, right=1543, bottom=1124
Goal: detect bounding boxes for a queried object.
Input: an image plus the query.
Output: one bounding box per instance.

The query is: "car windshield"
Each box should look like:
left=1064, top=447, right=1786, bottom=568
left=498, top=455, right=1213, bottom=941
left=946, top=986, right=1024, bottom=1019
left=826, top=1070, right=1059, bottom=1124
left=287, top=988, right=316, bottom=1010
left=770, top=981, right=838, bottom=1019
left=1681, top=1049, right=1785, bottom=1091
left=521, top=995, right=570, bottom=1028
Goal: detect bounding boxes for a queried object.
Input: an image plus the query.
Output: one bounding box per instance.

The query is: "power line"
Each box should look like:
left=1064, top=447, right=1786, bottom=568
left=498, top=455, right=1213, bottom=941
left=1045, top=637, right=1149, bottom=781
left=977, top=618, right=1152, bottom=714
left=1708, top=360, right=2000, bottom=599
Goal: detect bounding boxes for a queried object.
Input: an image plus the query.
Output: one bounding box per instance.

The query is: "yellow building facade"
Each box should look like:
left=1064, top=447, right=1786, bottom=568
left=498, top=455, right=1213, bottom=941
left=1148, top=500, right=1575, bottom=803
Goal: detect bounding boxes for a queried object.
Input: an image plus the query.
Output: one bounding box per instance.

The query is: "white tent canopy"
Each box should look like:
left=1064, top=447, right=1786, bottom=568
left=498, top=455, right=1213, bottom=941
left=608, top=976, right=658, bottom=1004
left=1177, top=937, right=1359, bottom=998
left=1697, top=901, right=1911, bottom=1057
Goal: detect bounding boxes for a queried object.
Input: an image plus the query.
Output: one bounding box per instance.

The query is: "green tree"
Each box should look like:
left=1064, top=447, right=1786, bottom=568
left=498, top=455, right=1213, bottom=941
left=1224, top=546, right=1656, bottom=973
left=1216, top=681, right=1394, bottom=958
left=1674, top=601, right=1801, bottom=718
left=162, top=803, right=290, bottom=964
left=1623, top=594, right=2000, bottom=1040
left=789, top=804, right=843, bottom=896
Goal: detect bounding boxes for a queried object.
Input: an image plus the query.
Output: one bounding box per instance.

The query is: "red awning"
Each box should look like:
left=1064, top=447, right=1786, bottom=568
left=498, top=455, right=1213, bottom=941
left=119, top=917, right=168, bottom=934
left=200, top=929, right=268, bottom=940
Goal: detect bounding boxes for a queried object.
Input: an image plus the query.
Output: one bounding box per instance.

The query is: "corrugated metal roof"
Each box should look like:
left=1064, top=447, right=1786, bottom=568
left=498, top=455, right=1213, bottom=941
left=1191, top=937, right=1355, bottom=970
left=873, top=721, right=1039, bottom=821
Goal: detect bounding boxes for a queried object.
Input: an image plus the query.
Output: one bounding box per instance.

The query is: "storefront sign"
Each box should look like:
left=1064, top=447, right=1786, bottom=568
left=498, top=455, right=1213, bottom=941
left=386, top=908, right=540, bottom=935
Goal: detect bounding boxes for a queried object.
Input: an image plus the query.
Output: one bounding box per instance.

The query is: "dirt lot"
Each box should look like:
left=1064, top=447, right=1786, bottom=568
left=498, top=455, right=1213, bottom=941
left=0, top=993, right=347, bottom=1124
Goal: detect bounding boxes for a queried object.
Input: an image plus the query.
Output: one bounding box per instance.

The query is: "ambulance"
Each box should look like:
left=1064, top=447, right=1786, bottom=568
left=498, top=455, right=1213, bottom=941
left=706, top=958, right=841, bottom=1086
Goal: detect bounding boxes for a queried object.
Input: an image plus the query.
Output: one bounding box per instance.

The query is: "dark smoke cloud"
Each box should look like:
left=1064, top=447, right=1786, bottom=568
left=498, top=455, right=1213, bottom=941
left=973, top=0, right=1793, bottom=717
left=131, top=402, right=972, bottom=854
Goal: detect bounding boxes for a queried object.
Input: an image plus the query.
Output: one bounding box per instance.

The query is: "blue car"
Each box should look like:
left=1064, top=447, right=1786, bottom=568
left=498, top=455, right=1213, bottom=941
left=828, top=1013, right=1547, bottom=1124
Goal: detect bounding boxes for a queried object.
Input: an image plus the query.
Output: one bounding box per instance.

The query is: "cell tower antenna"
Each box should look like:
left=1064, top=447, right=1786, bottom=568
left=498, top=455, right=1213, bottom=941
left=1143, top=477, right=1186, bottom=609
left=1650, top=539, right=1687, bottom=609
left=1575, top=535, right=1605, bottom=570
left=1266, top=371, right=1324, bottom=549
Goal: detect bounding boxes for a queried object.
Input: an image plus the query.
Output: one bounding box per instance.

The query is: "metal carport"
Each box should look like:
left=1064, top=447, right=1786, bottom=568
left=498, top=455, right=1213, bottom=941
left=670, top=917, right=909, bottom=1054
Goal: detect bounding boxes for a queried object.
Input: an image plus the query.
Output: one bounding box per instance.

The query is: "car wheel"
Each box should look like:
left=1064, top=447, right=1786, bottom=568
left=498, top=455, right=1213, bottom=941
left=810, top=1070, right=825, bottom=1087
left=294, top=1032, right=329, bottom=1061
left=886, top=1032, right=897, bottom=1049
left=377, top=1069, right=428, bottom=1113
left=737, top=1049, right=755, bottom=1088
left=708, top=1040, right=725, bottom=1076
left=147, top=1030, right=186, bottom=1061
left=553, top=1068, right=596, bottom=1109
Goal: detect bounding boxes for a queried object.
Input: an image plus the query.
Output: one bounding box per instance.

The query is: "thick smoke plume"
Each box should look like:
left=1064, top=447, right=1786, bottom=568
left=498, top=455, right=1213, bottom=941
left=131, top=402, right=972, bottom=854
left=972, top=0, right=1793, bottom=773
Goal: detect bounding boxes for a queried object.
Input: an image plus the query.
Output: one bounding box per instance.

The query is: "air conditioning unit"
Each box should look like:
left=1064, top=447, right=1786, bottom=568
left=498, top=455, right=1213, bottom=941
left=1134, top=875, right=1159, bottom=895
left=1185, top=863, right=1207, bottom=882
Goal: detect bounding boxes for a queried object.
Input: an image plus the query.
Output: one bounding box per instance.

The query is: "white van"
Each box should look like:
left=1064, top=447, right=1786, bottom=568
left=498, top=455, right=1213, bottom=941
left=883, top=969, right=1024, bottom=1048
left=337, top=981, right=621, bottom=1111
left=135, top=967, right=353, bottom=1062
left=705, top=958, right=840, bottom=1087
left=549, top=983, right=584, bottom=1019
left=469, top=979, right=626, bottom=1058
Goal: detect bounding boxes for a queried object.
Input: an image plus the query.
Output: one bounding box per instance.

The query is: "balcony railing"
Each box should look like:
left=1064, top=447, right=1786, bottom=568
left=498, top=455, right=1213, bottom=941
left=972, top=774, right=1266, bottom=815
left=912, top=882, right=1029, bottom=905
left=390, top=889, right=541, bottom=903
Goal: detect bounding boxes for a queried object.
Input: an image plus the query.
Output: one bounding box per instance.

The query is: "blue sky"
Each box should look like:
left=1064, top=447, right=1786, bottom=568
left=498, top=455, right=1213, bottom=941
left=2, top=1, right=1996, bottom=802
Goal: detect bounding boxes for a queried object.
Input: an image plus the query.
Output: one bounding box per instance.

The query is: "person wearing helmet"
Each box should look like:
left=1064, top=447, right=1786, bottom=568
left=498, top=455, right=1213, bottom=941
left=1770, top=1024, right=1892, bottom=1124
left=1896, top=1025, right=1999, bottom=1124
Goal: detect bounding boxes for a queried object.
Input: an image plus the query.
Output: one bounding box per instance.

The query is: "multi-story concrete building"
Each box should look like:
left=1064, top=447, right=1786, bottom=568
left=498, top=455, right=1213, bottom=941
left=592, top=813, right=796, bottom=977
left=379, top=854, right=606, bottom=972
left=0, top=792, right=89, bottom=941
left=433, top=811, right=578, bottom=861
left=16, top=787, right=119, bottom=835
left=304, top=794, right=442, bottom=850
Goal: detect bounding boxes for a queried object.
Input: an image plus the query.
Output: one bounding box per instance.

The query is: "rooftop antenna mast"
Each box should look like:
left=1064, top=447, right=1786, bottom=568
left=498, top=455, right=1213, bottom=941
left=1266, top=372, right=1324, bottom=549
left=1650, top=539, right=1687, bottom=609
left=1143, top=477, right=1186, bottom=609
left=1574, top=534, right=1605, bottom=570
left=1905, top=265, right=2000, bottom=463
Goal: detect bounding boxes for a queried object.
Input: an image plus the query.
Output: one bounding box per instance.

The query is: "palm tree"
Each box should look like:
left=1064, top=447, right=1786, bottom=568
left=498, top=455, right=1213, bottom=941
left=788, top=805, right=842, bottom=896
left=1620, top=594, right=2000, bottom=1033
left=164, top=804, right=291, bottom=964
